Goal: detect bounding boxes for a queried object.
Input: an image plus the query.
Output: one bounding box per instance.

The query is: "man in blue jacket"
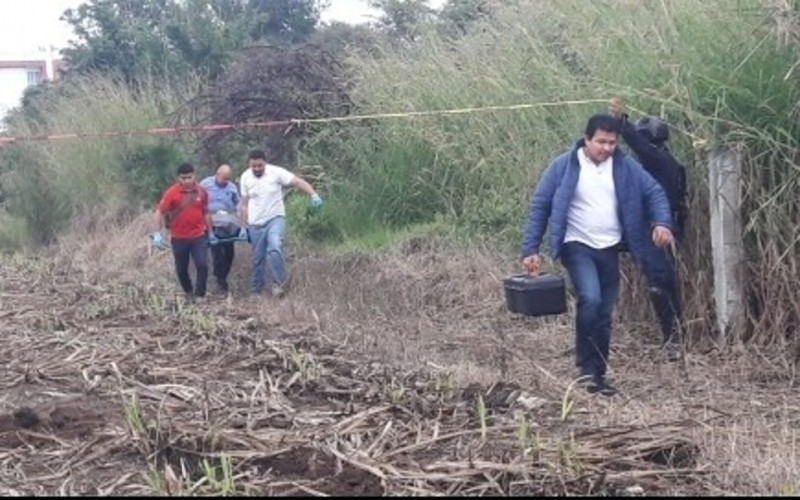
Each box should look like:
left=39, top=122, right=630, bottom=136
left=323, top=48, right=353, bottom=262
left=521, top=113, right=674, bottom=396
left=609, top=97, right=687, bottom=362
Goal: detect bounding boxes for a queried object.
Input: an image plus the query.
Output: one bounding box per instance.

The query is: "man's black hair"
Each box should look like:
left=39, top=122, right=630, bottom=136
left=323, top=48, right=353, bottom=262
left=248, top=149, right=267, bottom=161
left=177, top=162, right=195, bottom=175
left=584, top=113, right=621, bottom=139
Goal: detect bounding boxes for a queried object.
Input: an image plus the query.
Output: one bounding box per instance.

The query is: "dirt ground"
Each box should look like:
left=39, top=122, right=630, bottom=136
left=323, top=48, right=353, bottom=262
left=0, top=221, right=798, bottom=496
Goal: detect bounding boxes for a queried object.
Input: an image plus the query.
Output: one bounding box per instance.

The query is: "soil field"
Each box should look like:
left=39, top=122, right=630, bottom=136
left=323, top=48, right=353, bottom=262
left=0, top=230, right=797, bottom=496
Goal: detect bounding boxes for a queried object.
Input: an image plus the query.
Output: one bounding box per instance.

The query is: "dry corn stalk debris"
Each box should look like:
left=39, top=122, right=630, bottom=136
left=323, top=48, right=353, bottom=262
left=0, top=255, right=710, bottom=496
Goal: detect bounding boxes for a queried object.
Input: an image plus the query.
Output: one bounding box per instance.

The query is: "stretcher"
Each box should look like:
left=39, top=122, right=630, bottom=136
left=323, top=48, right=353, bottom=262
left=208, top=210, right=248, bottom=246
left=148, top=210, right=248, bottom=255
left=147, top=230, right=249, bottom=254
left=210, top=230, right=249, bottom=245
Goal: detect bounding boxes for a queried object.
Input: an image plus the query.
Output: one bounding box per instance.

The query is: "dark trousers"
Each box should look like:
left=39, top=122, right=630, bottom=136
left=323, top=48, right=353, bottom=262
left=171, top=235, right=208, bottom=297
left=211, top=242, right=235, bottom=287
left=641, top=240, right=682, bottom=344
left=560, top=241, right=621, bottom=378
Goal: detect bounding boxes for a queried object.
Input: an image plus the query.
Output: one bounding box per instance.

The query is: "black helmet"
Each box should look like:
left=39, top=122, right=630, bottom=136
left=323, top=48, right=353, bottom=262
left=635, top=116, right=670, bottom=144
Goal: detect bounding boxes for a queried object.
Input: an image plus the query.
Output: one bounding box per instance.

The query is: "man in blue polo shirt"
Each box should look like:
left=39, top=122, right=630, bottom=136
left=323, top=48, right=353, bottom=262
left=200, top=164, right=241, bottom=294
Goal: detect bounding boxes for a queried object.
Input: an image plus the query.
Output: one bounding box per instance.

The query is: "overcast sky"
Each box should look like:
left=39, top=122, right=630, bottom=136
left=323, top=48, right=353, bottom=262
left=0, top=0, right=446, bottom=60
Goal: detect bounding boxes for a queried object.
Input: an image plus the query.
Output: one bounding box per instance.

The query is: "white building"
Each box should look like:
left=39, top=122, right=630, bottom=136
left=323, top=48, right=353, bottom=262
left=0, top=60, right=47, bottom=117
left=0, top=52, right=64, bottom=126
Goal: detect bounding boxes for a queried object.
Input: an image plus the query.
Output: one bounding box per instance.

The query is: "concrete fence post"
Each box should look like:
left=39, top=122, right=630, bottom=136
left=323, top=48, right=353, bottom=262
left=707, top=146, right=745, bottom=345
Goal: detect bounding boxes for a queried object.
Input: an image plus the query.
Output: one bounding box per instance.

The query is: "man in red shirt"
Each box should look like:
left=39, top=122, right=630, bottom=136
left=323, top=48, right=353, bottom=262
left=153, top=163, right=213, bottom=300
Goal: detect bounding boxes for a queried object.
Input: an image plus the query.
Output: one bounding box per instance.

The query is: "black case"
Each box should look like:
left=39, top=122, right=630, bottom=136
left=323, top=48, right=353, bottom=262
left=503, top=273, right=567, bottom=317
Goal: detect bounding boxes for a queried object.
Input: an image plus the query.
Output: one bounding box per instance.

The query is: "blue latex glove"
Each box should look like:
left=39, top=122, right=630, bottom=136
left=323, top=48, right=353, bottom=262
left=151, top=232, right=168, bottom=250
left=310, top=193, right=324, bottom=208
left=208, top=233, right=220, bottom=246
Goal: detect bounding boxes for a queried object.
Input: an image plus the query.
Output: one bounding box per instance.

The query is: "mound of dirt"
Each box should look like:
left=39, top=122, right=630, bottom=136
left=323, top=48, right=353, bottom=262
left=0, top=402, right=105, bottom=448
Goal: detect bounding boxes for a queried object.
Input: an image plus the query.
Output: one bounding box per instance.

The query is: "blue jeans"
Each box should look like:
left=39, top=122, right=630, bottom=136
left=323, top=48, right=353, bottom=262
left=249, top=216, right=287, bottom=294
left=560, top=241, right=620, bottom=378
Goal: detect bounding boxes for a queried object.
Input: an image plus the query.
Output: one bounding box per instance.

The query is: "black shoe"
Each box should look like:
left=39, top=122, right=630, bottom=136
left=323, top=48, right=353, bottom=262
left=583, top=375, right=617, bottom=397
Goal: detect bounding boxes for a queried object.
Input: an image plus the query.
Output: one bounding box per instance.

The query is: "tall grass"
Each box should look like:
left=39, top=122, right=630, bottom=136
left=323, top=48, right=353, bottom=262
left=303, top=0, right=800, bottom=345
left=1, top=75, right=200, bottom=244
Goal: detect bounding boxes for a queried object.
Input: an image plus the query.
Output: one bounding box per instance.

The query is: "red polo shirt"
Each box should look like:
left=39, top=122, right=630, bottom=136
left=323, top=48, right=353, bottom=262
left=157, top=183, right=209, bottom=240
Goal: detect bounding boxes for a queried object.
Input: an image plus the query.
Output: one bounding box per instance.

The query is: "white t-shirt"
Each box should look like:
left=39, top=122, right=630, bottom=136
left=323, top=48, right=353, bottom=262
left=563, top=148, right=622, bottom=249
left=239, top=165, right=296, bottom=225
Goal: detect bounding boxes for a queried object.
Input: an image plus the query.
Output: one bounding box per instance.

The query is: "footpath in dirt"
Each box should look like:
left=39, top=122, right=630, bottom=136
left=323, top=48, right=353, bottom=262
left=0, top=252, right=755, bottom=496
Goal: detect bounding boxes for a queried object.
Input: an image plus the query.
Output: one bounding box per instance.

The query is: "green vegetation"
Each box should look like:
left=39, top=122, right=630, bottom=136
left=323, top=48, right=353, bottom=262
left=1, top=0, right=798, bottom=342
left=61, top=0, right=325, bottom=84
left=1, top=76, right=195, bottom=244
left=307, top=0, right=799, bottom=247
left=296, top=0, right=800, bottom=343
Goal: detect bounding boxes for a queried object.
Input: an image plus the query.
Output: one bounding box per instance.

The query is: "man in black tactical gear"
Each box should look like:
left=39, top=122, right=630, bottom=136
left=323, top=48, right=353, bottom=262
left=609, top=97, right=688, bottom=362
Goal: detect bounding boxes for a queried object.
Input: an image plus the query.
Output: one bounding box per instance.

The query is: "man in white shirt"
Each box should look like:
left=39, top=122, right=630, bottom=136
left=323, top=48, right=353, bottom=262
left=520, top=114, right=674, bottom=396
left=239, top=149, right=323, bottom=297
